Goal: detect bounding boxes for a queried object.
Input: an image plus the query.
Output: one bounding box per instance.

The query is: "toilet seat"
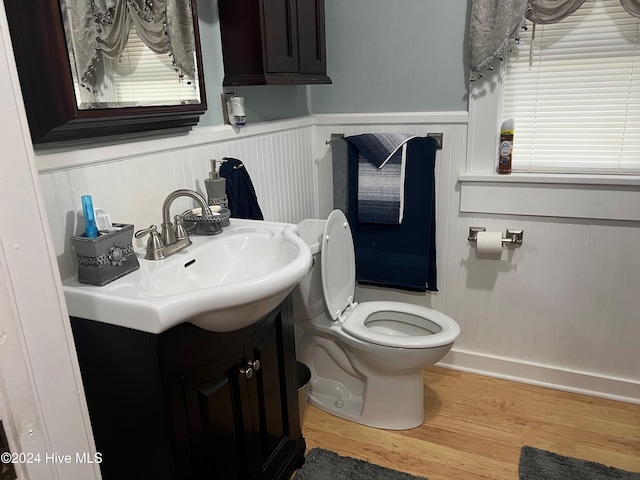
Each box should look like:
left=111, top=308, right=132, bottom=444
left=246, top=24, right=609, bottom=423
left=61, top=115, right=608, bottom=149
left=321, top=210, right=459, bottom=349
left=342, top=301, right=460, bottom=349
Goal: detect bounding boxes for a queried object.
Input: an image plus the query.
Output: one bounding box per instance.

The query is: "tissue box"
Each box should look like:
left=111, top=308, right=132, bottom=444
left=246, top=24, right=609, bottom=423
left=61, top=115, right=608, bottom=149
left=71, top=224, right=140, bottom=286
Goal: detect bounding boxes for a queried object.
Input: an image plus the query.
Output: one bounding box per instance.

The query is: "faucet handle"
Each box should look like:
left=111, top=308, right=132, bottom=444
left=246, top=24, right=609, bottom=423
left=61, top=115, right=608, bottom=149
left=135, top=225, right=165, bottom=260
left=135, top=225, right=155, bottom=237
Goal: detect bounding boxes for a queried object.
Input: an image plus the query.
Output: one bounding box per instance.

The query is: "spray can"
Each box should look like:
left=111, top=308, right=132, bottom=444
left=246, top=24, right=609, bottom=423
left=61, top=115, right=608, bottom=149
left=497, top=119, right=514, bottom=174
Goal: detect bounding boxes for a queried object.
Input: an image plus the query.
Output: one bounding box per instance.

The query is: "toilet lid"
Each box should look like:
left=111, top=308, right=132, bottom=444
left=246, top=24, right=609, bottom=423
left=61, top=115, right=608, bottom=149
left=321, top=209, right=356, bottom=321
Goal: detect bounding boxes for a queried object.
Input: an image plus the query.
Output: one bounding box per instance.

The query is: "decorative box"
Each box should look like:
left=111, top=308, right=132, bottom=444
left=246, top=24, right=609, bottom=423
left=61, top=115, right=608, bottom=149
left=70, top=224, right=140, bottom=286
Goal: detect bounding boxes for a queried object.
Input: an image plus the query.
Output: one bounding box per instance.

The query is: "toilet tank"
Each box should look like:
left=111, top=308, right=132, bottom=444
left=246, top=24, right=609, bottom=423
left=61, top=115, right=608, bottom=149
left=292, top=219, right=326, bottom=320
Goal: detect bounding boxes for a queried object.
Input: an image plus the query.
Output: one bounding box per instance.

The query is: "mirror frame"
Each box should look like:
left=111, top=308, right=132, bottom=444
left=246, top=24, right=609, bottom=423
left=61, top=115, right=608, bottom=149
left=3, top=0, right=207, bottom=145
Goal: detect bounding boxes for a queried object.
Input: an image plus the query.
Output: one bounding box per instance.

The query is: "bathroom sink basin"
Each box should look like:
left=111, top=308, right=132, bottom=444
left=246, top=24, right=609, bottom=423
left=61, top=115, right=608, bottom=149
left=62, top=219, right=312, bottom=334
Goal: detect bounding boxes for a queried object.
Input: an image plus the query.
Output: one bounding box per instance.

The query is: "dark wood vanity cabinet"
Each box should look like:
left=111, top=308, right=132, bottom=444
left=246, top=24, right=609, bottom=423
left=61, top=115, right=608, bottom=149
left=218, top=0, right=332, bottom=85
left=70, top=299, right=305, bottom=480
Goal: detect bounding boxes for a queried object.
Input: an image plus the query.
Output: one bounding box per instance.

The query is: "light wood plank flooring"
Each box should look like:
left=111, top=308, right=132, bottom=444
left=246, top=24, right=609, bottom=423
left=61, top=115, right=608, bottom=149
left=301, top=366, right=640, bottom=480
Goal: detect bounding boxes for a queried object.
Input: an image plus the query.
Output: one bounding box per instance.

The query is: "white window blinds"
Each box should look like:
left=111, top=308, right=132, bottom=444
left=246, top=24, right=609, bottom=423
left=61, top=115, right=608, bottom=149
left=502, top=0, right=640, bottom=174
left=107, top=27, right=200, bottom=106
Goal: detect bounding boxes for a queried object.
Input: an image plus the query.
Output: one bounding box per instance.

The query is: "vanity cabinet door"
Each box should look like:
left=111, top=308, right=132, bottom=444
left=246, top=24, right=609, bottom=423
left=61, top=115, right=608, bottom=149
left=247, top=307, right=302, bottom=479
left=182, top=349, right=255, bottom=480
left=181, top=305, right=304, bottom=480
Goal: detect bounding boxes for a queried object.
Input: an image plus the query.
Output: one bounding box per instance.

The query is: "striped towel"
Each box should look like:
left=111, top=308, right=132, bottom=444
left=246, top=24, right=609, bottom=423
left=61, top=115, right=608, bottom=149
left=346, top=133, right=417, bottom=224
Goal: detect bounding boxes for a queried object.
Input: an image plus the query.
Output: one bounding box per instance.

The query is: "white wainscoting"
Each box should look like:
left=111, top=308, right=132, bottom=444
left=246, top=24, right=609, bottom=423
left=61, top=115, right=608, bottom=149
left=313, top=113, right=640, bottom=403
left=39, top=113, right=640, bottom=403
left=459, top=173, right=640, bottom=222
left=38, top=120, right=318, bottom=279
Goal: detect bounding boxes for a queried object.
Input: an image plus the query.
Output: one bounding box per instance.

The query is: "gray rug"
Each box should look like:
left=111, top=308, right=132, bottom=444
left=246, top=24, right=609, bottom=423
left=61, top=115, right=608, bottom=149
left=520, top=446, right=640, bottom=479
left=293, top=448, right=427, bottom=480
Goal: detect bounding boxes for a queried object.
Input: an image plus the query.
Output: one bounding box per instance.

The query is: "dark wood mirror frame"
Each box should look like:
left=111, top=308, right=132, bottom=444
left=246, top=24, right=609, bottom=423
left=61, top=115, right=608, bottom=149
left=3, top=0, right=207, bottom=145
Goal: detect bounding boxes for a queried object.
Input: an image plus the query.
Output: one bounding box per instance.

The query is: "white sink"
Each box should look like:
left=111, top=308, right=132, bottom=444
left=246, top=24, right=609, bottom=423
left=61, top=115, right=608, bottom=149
left=62, top=219, right=312, bottom=333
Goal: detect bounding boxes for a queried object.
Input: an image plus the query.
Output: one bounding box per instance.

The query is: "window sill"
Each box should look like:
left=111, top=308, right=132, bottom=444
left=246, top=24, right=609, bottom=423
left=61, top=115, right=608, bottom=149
left=458, top=173, right=640, bottom=221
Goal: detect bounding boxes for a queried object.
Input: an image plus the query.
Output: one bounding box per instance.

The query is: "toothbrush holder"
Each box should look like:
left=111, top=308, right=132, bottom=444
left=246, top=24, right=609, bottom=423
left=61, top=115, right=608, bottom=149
left=70, top=223, right=140, bottom=286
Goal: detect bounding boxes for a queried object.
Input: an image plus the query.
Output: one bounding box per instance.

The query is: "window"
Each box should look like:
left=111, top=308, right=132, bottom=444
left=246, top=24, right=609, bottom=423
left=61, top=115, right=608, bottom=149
left=502, top=0, right=640, bottom=174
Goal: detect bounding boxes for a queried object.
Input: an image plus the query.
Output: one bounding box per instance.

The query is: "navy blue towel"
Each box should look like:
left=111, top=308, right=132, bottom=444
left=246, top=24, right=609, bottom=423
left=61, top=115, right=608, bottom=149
left=346, top=136, right=437, bottom=292
left=220, top=157, right=264, bottom=220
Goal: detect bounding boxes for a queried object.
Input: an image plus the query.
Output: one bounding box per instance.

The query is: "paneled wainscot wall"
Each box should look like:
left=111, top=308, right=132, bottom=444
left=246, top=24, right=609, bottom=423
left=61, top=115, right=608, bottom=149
left=38, top=114, right=640, bottom=404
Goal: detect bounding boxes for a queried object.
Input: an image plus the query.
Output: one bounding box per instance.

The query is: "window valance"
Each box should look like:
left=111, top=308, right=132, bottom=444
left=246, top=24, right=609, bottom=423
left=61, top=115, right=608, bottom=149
left=66, top=0, right=196, bottom=90
left=469, top=0, right=640, bottom=78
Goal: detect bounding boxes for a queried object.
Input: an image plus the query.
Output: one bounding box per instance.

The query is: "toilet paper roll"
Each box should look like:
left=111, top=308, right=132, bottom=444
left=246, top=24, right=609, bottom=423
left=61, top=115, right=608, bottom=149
left=476, top=231, right=503, bottom=254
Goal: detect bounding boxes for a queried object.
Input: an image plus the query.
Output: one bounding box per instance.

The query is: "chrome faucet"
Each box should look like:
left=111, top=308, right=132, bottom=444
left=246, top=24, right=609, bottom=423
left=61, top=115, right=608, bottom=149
left=135, top=189, right=212, bottom=260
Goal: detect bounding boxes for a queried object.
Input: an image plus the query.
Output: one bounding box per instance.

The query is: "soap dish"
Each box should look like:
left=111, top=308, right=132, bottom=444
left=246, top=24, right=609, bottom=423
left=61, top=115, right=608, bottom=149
left=183, top=207, right=231, bottom=235
left=208, top=195, right=228, bottom=209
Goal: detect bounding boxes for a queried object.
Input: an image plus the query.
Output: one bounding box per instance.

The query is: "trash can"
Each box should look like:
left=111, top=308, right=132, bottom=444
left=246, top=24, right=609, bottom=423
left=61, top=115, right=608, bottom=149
left=296, top=361, right=311, bottom=427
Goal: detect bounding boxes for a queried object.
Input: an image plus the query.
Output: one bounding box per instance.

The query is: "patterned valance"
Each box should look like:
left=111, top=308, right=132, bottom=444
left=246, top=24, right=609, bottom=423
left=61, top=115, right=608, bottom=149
left=65, top=0, right=196, bottom=90
left=469, top=0, right=640, bottom=79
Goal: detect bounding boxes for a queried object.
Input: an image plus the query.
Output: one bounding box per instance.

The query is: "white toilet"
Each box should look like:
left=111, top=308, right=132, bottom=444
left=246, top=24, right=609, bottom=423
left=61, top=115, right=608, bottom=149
left=292, top=210, right=460, bottom=430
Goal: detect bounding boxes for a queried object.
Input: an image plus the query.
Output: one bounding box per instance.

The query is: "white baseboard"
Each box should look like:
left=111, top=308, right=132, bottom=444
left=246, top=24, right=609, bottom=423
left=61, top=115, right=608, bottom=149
left=438, top=348, right=640, bottom=405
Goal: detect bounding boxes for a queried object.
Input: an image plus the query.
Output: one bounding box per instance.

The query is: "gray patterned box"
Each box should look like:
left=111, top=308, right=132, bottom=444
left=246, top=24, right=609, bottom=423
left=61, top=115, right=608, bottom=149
left=70, top=224, right=140, bottom=286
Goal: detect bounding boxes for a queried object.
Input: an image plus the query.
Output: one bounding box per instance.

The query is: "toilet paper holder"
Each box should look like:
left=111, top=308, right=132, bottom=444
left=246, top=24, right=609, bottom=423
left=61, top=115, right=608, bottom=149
left=468, top=227, right=524, bottom=246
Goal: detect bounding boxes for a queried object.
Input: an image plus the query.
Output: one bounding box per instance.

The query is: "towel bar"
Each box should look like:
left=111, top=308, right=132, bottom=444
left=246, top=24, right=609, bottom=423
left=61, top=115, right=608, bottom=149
left=325, top=132, right=444, bottom=149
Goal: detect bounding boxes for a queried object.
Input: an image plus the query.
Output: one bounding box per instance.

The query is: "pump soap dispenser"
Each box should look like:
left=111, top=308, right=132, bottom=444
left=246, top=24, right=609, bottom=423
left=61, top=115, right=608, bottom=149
left=204, top=159, right=227, bottom=203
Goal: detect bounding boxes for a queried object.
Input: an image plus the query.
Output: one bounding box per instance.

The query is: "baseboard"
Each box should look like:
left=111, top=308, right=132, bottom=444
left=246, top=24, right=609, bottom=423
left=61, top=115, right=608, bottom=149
left=438, top=349, right=640, bottom=405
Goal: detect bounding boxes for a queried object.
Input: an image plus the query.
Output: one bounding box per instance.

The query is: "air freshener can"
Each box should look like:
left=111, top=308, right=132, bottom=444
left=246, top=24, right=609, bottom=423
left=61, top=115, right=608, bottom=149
left=498, top=119, right=514, bottom=174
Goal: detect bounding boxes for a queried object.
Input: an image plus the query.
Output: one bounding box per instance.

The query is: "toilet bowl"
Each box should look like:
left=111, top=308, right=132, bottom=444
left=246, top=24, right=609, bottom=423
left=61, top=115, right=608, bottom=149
left=292, top=210, right=460, bottom=430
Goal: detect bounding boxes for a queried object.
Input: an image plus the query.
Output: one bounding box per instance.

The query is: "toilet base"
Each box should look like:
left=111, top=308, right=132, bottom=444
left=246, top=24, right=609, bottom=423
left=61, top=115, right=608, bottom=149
left=308, top=370, right=425, bottom=430
left=308, top=377, right=364, bottom=419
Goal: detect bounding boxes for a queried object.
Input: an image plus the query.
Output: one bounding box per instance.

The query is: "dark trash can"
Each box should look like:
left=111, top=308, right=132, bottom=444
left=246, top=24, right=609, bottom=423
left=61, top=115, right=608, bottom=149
left=296, top=361, right=311, bottom=426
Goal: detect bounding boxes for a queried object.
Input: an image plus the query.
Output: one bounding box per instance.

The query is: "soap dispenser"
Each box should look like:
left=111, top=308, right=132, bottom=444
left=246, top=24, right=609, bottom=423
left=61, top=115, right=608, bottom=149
left=204, top=159, right=226, bottom=201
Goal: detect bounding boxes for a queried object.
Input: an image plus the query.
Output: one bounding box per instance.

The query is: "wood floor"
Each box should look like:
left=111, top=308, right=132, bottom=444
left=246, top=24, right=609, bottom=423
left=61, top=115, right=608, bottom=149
left=300, top=366, right=640, bottom=480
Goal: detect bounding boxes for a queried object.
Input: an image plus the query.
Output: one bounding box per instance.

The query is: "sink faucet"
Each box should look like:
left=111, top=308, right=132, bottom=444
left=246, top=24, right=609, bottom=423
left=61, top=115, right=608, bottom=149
left=135, top=189, right=212, bottom=260
left=161, top=189, right=211, bottom=245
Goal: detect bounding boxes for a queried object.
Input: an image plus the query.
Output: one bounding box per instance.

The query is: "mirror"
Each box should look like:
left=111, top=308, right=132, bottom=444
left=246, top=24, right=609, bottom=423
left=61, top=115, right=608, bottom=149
left=4, top=0, right=207, bottom=144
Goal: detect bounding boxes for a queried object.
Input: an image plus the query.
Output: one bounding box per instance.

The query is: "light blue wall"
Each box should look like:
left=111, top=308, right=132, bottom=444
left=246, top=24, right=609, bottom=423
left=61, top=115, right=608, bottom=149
left=310, top=0, right=469, bottom=113
left=196, top=0, right=469, bottom=126
left=195, top=0, right=226, bottom=126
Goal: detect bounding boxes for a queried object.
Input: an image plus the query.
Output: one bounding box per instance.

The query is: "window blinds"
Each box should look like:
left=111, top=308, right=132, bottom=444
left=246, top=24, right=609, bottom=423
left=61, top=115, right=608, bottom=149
left=502, top=0, right=640, bottom=174
left=108, top=27, right=200, bottom=106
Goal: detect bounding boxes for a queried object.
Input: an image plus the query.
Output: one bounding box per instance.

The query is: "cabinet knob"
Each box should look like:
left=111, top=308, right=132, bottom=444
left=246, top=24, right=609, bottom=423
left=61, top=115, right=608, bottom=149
left=240, top=360, right=261, bottom=379
left=248, top=360, right=261, bottom=371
